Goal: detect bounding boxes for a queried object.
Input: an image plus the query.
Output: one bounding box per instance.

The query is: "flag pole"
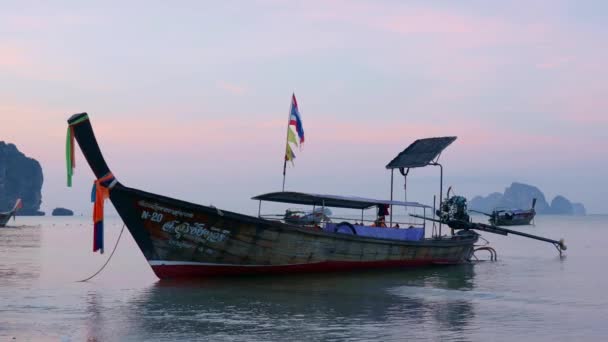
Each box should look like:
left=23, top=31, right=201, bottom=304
left=282, top=94, right=293, bottom=191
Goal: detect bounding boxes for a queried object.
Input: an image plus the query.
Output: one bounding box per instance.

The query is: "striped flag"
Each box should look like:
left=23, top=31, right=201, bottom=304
left=284, top=93, right=305, bottom=165
left=282, top=93, right=305, bottom=191
left=289, top=94, right=305, bottom=144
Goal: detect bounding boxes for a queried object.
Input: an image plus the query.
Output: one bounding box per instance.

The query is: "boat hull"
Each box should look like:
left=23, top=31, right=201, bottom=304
left=0, top=212, right=13, bottom=227
left=149, top=259, right=464, bottom=278
left=110, top=185, right=478, bottom=279
left=490, top=211, right=535, bottom=226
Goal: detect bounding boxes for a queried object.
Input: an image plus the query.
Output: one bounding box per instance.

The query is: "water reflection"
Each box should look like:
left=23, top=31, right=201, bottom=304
left=3, top=216, right=605, bottom=341
left=0, top=226, right=41, bottom=286
left=125, top=266, right=477, bottom=341
left=84, top=291, right=104, bottom=342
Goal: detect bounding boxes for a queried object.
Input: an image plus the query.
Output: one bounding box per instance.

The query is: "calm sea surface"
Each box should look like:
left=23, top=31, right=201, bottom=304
left=1, top=215, right=607, bottom=341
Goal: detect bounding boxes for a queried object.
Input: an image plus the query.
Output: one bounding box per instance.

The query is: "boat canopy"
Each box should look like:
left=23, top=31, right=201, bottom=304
left=386, top=136, right=457, bottom=169
left=252, top=191, right=431, bottom=210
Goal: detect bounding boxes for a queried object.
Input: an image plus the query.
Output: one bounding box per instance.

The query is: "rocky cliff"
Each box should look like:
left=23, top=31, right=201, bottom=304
left=0, top=142, right=44, bottom=215
left=550, top=196, right=573, bottom=215
left=572, top=203, right=587, bottom=216
left=52, top=207, right=73, bottom=216
left=469, top=182, right=586, bottom=215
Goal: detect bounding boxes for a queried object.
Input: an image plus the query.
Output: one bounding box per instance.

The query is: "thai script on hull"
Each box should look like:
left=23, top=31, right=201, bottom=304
left=162, top=220, right=230, bottom=243
left=138, top=200, right=194, bottom=218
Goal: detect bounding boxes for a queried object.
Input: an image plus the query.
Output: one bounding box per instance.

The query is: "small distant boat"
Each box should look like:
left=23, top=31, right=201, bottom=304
left=471, top=199, right=537, bottom=226
left=0, top=199, right=23, bottom=227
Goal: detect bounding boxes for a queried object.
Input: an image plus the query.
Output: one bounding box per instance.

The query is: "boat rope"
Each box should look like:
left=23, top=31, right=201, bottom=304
left=473, top=246, right=497, bottom=261
left=77, top=223, right=125, bottom=282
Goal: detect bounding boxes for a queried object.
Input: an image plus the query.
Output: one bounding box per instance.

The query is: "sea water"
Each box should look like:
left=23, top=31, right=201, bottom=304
left=1, top=215, right=607, bottom=341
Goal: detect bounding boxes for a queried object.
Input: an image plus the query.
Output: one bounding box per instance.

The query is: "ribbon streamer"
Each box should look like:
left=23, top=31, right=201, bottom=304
left=91, top=172, right=115, bottom=254
left=65, top=114, right=90, bottom=187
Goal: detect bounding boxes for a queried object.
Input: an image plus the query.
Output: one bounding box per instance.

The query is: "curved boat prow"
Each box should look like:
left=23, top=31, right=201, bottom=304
left=67, top=113, right=113, bottom=180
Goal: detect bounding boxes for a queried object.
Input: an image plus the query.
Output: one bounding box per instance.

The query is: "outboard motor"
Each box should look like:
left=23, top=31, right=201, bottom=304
left=437, top=195, right=470, bottom=223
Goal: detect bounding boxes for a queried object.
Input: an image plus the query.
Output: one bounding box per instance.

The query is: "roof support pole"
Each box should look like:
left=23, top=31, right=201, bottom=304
left=321, top=200, right=326, bottom=229
left=433, top=195, right=437, bottom=237
left=390, top=168, right=394, bottom=227
left=258, top=200, right=262, bottom=218
left=423, top=207, right=426, bottom=237
left=434, top=162, right=443, bottom=237
left=400, top=167, right=410, bottom=218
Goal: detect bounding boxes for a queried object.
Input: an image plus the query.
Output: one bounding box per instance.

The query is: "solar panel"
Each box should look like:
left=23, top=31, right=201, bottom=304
left=386, top=136, right=457, bottom=169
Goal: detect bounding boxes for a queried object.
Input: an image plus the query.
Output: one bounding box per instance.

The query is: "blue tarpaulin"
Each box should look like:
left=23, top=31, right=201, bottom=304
left=325, top=223, right=424, bottom=241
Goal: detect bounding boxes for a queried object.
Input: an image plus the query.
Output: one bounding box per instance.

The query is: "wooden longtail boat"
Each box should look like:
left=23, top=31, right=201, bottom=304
left=67, top=113, right=479, bottom=279
left=0, top=199, right=22, bottom=227
left=490, top=208, right=536, bottom=226
left=471, top=199, right=537, bottom=226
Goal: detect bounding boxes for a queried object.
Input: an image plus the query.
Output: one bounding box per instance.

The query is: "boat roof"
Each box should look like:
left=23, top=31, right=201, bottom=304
left=252, top=191, right=431, bottom=210
left=386, top=136, right=457, bottom=169
left=496, top=209, right=532, bottom=214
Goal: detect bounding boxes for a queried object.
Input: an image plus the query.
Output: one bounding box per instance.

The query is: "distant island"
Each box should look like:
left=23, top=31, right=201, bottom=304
left=0, top=142, right=44, bottom=216
left=52, top=208, right=74, bottom=216
left=469, top=182, right=586, bottom=215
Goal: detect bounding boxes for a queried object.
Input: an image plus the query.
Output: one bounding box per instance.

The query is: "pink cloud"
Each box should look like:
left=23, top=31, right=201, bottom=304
left=536, top=56, right=573, bottom=69
left=216, top=81, right=249, bottom=95
left=295, top=1, right=552, bottom=49
left=560, top=113, right=607, bottom=124
left=3, top=15, right=50, bottom=31
left=298, top=116, right=603, bottom=168
left=0, top=46, right=28, bottom=68
left=89, top=116, right=283, bottom=158
left=539, top=83, right=608, bottom=126
left=379, top=10, right=498, bottom=36
left=0, top=44, right=69, bottom=81
left=2, top=13, right=94, bottom=32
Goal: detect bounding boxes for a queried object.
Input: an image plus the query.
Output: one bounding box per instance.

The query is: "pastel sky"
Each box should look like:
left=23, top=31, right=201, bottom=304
left=1, top=0, right=606, bottom=215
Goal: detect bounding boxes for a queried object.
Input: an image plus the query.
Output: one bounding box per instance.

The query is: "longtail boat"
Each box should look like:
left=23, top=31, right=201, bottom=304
left=67, top=113, right=482, bottom=279
left=0, top=199, right=22, bottom=227
left=470, top=199, right=537, bottom=226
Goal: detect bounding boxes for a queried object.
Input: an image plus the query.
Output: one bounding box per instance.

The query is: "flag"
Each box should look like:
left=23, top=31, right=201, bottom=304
left=287, top=127, right=298, bottom=147
left=289, top=94, right=305, bottom=144
left=13, top=198, right=23, bottom=211
left=285, top=144, right=296, bottom=165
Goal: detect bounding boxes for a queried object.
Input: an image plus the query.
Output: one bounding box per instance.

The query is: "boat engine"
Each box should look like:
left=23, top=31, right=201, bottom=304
left=437, top=195, right=470, bottom=223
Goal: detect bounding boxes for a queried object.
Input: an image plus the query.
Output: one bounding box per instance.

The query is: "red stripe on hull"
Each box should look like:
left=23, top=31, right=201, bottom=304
left=151, top=259, right=461, bottom=279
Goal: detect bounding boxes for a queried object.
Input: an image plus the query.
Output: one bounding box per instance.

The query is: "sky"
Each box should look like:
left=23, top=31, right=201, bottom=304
left=1, top=0, right=607, bottom=215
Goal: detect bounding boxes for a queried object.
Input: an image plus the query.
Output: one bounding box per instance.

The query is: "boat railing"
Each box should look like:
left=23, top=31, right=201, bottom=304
left=258, top=214, right=423, bottom=229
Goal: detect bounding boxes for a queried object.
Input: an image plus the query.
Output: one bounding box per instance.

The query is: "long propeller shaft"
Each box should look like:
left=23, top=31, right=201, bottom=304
left=410, top=214, right=566, bottom=251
